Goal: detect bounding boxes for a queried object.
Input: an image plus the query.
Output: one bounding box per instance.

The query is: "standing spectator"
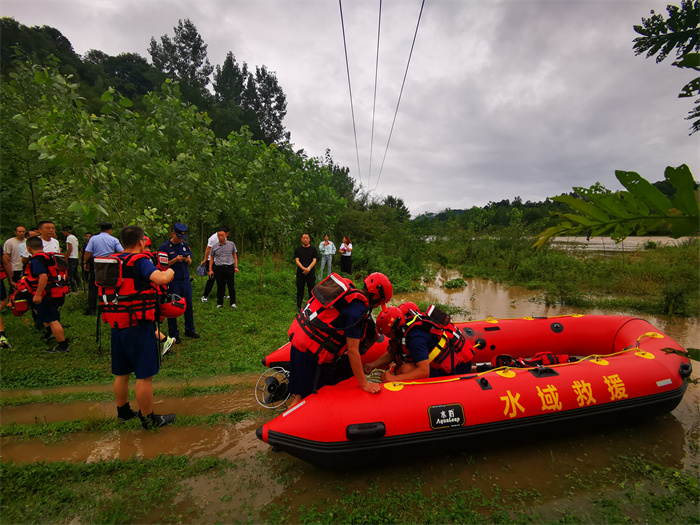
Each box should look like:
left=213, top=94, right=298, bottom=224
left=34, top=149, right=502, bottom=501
left=83, top=223, right=123, bottom=315
left=0, top=246, right=11, bottom=348
left=107, top=225, right=176, bottom=429
left=317, top=233, right=336, bottom=281
left=294, top=233, right=317, bottom=314
left=38, top=221, right=60, bottom=254
left=24, top=237, right=69, bottom=353
left=159, top=223, right=199, bottom=343
left=81, top=232, right=92, bottom=287
left=61, top=226, right=81, bottom=292
left=3, top=225, right=26, bottom=285
left=339, top=236, right=353, bottom=275
left=200, top=227, right=228, bottom=302
left=209, top=227, right=239, bottom=309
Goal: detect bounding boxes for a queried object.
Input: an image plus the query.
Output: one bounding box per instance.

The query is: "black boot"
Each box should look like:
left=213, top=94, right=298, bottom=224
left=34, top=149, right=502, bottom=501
left=139, top=410, right=176, bottom=430
left=117, top=402, right=138, bottom=422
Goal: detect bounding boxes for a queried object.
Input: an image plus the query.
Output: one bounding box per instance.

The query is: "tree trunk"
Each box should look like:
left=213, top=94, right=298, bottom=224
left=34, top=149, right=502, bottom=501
left=259, top=229, right=267, bottom=292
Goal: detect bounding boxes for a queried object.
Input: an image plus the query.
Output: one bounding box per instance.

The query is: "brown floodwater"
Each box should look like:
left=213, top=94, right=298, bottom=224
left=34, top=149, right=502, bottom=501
left=395, top=269, right=699, bottom=350
left=1, top=274, right=698, bottom=523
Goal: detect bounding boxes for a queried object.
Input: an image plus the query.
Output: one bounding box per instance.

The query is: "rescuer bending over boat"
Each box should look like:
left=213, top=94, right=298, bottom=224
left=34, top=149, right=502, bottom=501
left=365, top=303, right=475, bottom=382
left=286, top=272, right=393, bottom=407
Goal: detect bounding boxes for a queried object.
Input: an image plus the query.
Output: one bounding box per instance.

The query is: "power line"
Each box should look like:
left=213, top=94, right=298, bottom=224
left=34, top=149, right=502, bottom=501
left=338, top=0, right=363, bottom=186
left=367, top=0, right=383, bottom=189
left=374, top=0, right=426, bottom=192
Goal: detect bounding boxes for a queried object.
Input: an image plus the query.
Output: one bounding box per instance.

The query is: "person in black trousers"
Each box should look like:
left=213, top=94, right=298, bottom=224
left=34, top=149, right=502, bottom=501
left=208, top=228, right=239, bottom=308
left=294, top=233, right=318, bottom=313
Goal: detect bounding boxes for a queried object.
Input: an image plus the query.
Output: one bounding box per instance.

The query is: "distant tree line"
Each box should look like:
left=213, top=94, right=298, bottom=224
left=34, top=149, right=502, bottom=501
left=1, top=17, right=288, bottom=145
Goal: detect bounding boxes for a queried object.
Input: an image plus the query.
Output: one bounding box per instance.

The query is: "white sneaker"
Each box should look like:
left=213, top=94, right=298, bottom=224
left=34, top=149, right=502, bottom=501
left=224, top=295, right=230, bottom=299
left=231, top=303, right=237, bottom=309
left=216, top=304, right=223, bottom=308
left=201, top=296, right=208, bottom=303
left=162, top=336, right=175, bottom=356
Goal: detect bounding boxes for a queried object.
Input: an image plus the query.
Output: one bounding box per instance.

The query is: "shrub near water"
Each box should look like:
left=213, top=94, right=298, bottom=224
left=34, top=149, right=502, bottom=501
left=430, top=230, right=699, bottom=316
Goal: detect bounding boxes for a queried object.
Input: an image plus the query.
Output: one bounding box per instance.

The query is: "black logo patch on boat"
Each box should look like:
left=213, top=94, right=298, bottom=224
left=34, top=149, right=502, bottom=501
left=428, top=403, right=465, bottom=429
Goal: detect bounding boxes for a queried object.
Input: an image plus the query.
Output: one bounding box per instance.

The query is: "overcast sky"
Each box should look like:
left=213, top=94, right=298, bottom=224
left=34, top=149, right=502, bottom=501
left=2, top=0, right=698, bottom=216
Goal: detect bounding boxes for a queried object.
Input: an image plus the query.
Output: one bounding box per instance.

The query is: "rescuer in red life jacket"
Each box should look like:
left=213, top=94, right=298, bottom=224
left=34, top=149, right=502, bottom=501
left=23, top=236, right=70, bottom=353
left=364, top=303, right=475, bottom=382
left=109, top=226, right=177, bottom=429
left=287, top=272, right=393, bottom=407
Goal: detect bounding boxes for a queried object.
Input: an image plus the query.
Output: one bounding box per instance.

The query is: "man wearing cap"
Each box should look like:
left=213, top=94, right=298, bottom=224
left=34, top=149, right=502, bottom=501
left=159, top=223, right=199, bottom=343
left=83, top=222, right=123, bottom=315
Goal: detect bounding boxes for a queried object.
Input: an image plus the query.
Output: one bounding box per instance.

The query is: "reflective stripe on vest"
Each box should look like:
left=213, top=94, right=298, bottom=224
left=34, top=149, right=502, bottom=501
left=288, top=275, right=370, bottom=364
left=98, top=252, right=159, bottom=329
left=22, top=253, right=69, bottom=299
left=398, top=315, right=474, bottom=374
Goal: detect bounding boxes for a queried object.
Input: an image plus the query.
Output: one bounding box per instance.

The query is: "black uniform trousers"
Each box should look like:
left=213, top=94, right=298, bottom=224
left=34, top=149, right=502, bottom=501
left=214, top=264, right=236, bottom=306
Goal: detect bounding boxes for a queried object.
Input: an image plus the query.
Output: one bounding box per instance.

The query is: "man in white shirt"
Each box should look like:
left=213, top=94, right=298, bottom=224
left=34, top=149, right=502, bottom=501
left=38, top=221, right=61, bottom=254
left=62, top=226, right=81, bottom=292
left=200, top=226, right=229, bottom=302
left=3, top=225, right=26, bottom=285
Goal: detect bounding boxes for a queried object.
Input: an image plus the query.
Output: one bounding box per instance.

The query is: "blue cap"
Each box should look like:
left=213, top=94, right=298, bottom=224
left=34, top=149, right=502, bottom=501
left=173, top=222, right=188, bottom=239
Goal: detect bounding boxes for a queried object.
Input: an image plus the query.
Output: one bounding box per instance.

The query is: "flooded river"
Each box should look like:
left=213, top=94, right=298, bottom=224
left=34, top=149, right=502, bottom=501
left=396, top=269, right=699, bottom=350
left=1, top=273, right=698, bottom=523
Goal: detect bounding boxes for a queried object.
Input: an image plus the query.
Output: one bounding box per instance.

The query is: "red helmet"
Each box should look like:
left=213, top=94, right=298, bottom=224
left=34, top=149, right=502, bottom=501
left=376, top=306, right=404, bottom=336
left=398, top=302, right=420, bottom=316
left=159, top=294, right=186, bottom=318
left=363, top=272, right=393, bottom=307
left=143, top=234, right=152, bottom=248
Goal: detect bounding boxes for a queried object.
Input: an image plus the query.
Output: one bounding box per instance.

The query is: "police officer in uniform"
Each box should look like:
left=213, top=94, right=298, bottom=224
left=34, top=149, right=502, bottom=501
left=158, top=223, right=200, bottom=343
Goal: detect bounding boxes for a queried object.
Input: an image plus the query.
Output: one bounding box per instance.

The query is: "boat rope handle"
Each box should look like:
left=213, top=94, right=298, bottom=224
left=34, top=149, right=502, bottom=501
left=468, top=313, right=585, bottom=324
left=383, top=343, right=666, bottom=387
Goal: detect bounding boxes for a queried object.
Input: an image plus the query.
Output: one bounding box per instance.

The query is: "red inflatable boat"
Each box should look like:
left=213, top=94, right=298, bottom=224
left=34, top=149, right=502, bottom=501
left=256, top=315, right=692, bottom=468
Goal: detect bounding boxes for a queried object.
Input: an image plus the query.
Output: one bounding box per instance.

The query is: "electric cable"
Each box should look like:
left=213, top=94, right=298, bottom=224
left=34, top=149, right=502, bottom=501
left=367, top=0, right=383, bottom=189
left=338, top=0, right=363, bottom=186
left=374, top=0, right=426, bottom=192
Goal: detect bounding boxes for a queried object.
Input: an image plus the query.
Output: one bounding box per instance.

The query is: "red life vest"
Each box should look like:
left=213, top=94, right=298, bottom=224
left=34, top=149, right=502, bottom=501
left=95, top=252, right=162, bottom=329
left=21, top=252, right=69, bottom=299
left=395, top=308, right=474, bottom=375
left=288, top=273, right=373, bottom=364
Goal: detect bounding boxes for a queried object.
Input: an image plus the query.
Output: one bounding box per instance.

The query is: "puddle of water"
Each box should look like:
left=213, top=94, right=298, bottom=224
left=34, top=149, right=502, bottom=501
left=396, top=270, right=699, bottom=350
left=0, top=390, right=263, bottom=425
left=0, top=373, right=261, bottom=400
left=0, top=417, right=271, bottom=464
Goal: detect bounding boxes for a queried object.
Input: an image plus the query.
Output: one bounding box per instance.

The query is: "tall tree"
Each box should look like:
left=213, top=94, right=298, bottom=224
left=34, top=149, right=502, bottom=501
left=210, top=52, right=250, bottom=139
left=633, top=0, right=700, bottom=134
left=148, top=19, right=213, bottom=108
left=254, top=65, right=289, bottom=144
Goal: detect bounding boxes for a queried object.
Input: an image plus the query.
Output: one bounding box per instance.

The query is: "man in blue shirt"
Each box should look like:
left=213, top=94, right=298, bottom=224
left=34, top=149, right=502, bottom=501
left=158, top=223, right=199, bottom=343
left=83, top=222, right=123, bottom=315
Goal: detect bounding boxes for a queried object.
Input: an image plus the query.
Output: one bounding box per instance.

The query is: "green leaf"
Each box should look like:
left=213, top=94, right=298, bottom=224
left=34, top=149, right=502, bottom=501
left=616, top=170, right=674, bottom=214
left=664, top=165, right=699, bottom=216
left=672, top=53, right=700, bottom=69
left=67, top=201, right=83, bottom=213
left=119, top=96, right=134, bottom=108
left=96, top=204, right=109, bottom=216
left=552, top=195, right=610, bottom=222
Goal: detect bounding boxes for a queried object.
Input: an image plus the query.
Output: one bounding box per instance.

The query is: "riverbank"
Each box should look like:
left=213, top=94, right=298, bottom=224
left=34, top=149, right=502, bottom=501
left=431, top=232, right=700, bottom=318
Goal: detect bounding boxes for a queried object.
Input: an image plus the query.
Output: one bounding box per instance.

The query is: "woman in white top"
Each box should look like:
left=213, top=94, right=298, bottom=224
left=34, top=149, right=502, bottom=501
left=339, top=236, right=353, bottom=275
left=317, top=233, right=336, bottom=281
